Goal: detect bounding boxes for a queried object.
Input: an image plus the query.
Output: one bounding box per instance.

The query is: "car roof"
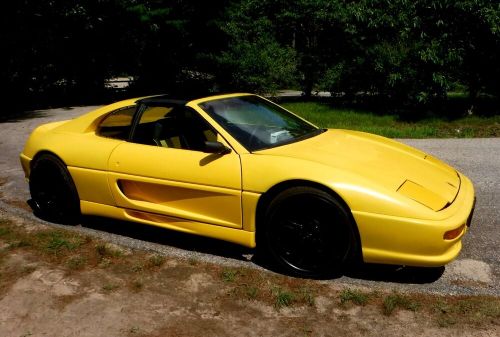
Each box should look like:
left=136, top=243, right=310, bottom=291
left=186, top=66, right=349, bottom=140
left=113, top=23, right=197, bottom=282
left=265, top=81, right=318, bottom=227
left=136, top=92, right=238, bottom=106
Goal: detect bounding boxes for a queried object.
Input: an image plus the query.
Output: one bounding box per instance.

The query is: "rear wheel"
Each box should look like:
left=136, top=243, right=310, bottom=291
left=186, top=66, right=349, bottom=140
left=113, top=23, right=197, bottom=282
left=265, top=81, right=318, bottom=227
left=29, top=154, right=80, bottom=224
left=263, top=186, right=357, bottom=277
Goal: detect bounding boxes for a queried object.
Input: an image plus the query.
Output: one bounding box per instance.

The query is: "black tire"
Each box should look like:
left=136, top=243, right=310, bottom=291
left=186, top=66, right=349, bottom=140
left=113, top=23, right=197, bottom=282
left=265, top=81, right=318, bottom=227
left=262, top=186, right=357, bottom=277
left=29, top=153, right=80, bottom=224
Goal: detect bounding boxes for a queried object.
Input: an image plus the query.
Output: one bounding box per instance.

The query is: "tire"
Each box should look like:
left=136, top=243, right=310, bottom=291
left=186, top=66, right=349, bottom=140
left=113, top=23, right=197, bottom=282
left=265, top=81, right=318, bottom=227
left=29, top=153, right=80, bottom=224
left=263, top=186, right=357, bottom=277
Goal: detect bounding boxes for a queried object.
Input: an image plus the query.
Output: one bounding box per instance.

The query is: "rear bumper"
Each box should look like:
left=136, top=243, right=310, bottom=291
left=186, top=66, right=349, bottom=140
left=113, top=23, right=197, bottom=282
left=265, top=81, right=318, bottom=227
left=354, top=173, right=475, bottom=267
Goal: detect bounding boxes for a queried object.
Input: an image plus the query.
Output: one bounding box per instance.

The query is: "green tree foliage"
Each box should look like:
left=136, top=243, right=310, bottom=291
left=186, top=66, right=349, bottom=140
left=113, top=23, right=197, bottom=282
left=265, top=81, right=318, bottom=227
left=216, top=0, right=499, bottom=109
left=2, top=0, right=499, bottom=113
left=124, top=0, right=230, bottom=94
left=2, top=0, right=136, bottom=108
left=214, top=3, right=297, bottom=93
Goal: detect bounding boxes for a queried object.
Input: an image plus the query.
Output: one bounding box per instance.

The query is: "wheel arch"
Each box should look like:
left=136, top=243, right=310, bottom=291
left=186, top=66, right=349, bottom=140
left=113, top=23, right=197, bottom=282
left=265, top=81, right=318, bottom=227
left=30, top=150, right=67, bottom=172
left=255, top=179, right=363, bottom=262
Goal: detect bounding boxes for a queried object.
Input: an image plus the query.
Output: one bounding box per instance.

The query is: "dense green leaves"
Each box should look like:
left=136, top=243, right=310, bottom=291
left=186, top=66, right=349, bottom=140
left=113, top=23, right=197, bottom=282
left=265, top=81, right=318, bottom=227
left=2, top=0, right=499, bottom=113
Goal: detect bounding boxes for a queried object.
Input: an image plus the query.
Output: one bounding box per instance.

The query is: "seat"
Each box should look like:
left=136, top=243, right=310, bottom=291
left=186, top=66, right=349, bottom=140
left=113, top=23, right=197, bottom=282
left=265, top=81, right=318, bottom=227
left=152, top=118, right=185, bottom=149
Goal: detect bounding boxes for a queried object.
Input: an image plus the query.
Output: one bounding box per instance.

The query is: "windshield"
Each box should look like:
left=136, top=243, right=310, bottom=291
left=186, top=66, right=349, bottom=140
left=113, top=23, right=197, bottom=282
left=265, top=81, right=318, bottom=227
left=198, top=95, right=320, bottom=151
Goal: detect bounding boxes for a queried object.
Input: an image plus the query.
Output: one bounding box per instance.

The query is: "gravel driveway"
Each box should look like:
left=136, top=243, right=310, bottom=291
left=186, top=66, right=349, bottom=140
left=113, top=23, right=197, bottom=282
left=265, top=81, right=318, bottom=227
left=0, top=105, right=498, bottom=296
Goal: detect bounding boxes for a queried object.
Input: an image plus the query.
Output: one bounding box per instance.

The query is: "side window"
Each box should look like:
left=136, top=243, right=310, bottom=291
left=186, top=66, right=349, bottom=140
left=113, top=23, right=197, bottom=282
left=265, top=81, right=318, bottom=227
left=131, top=105, right=217, bottom=152
left=97, top=106, right=136, bottom=140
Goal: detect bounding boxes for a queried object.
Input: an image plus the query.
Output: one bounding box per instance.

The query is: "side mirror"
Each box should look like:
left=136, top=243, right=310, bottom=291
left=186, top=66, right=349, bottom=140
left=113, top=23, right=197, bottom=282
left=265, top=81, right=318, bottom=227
left=204, top=141, right=231, bottom=155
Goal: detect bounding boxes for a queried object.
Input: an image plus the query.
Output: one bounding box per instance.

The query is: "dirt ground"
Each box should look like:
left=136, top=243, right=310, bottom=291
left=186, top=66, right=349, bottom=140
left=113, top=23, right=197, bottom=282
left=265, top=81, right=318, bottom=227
left=0, top=211, right=498, bottom=337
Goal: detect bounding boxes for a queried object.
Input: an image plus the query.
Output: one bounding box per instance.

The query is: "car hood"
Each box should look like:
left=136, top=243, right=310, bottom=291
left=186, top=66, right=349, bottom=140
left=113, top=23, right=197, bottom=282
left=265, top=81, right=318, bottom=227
left=257, top=129, right=460, bottom=211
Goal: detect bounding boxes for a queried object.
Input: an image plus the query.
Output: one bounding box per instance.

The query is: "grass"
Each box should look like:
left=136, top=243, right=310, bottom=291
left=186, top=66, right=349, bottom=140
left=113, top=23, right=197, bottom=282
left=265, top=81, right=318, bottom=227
left=282, top=101, right=500, bottom=138
left=383, top=292, right=420, bottom=315
left=102, top=283, right=120, bottom=292
left=95, top=243, right=123, bottom=258
left=339, top=288, right=370, bottom=306
left=245, top=286, right=259, bottom=299
left=433, top=297, right=500, bottom=327
left=221, top=268, right=239, bottom=282
left=66, top=256, right=87, bottom=270
left=130, top=279, right=144, bottom=291
left=299, top=287, right=315, bottom=306
left=273, top=287, right=295, bottom=309
left=41, top=231, right=84, bottom=255
left=147, top=254, right=166, bottom=268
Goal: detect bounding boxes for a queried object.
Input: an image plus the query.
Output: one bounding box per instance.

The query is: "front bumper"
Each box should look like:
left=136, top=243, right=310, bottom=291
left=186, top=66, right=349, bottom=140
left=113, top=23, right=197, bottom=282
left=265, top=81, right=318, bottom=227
left=353, top=173, right=475, bottom=267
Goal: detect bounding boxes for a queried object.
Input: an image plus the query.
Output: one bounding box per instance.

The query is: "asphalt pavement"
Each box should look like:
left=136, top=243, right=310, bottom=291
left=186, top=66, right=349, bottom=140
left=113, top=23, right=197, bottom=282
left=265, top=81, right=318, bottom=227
left=0, top=105, right=498, bottom=296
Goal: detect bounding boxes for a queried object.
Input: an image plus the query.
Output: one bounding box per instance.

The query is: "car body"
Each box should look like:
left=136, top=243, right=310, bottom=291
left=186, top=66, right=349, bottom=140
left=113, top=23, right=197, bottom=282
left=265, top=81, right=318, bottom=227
left=20, top=93, right=475, bottom=276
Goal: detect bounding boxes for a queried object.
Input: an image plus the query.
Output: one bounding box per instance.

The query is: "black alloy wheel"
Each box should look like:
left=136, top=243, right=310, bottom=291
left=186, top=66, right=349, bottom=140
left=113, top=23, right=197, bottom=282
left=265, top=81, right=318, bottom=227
left=29, top=153, right=80, bottom=224
left=264, top=186, right=357, bottom=277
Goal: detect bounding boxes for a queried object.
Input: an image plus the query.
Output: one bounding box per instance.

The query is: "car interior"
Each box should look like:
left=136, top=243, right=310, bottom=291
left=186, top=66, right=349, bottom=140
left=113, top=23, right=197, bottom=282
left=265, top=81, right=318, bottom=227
left=132, top=105, right=218, bottom=152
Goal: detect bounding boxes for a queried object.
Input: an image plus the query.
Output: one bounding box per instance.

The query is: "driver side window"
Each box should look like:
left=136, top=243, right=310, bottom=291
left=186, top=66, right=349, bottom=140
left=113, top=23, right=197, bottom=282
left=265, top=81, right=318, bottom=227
left=131, top=105, right=217, bottom=152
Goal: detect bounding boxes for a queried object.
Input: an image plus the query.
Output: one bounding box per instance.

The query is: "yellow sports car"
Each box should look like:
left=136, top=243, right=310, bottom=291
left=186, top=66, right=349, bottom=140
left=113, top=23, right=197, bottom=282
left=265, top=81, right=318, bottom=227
left=20, top=93, right=475, bottom=276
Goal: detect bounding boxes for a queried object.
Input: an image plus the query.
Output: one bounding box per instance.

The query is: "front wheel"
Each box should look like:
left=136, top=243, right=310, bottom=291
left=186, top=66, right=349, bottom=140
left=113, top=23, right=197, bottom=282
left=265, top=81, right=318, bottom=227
left=263, top=186, right=357, bottom=277
left=29, top=153, right=80, bottom=224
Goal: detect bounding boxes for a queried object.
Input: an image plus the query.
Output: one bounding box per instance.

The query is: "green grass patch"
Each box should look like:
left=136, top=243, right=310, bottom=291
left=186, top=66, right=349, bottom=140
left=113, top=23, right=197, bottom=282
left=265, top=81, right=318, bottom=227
left=433, top=297, right=500, bottom=326
left=66, top=256, right=86, bottom=270
left=340, top=288, right=370, bottom=306
left=147, top=254, right=166, bottom=268
left=383, top=292, right=420, bottom=315
left=245, top=285, right=259, bottom=300
left=221, top=268, right=239, bottom=282
left=40, top=231, right=83, bottom=254
left=282, top=101, right=500, bottom=138
left=273, top=286, right=295, bottom=309
left=0, top=227, right=11, bottom=236
left=299, top=287, right=315, bottom=306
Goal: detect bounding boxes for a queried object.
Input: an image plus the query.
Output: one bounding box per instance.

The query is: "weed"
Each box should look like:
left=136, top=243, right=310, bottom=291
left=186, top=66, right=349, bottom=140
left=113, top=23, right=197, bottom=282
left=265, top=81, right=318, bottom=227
left=8, top=239, right=31, bottom=249
left=340, top=288, right=369, bottom=306
left=299, top=287, right=315, bottom=306
left=147, top=254, right=165, bottom=268
left=39, top=231, right=82, bottom=255
left=131, top=279, right=143, bottom=291
left=95, top=243, right=123, bottom=258
left=66, top=256, right=86, bottom=270
left=98, top=257, right=112, bottom=268
left=245, top=286, right=259, bottom=300
left=188, top=257, right=197, bottom=265
left=0, top=227, right=11, bottom=236
left=437, top=316, right=457, bottom=327
left=221, top=268, right=238, bottom=282
left=383, top=293, right=420, bottom=315
left=102, top=283, right=119, bottom=292
left=129, top=326, right=140, bottom=334
left=273, top=287, right=294, bottom=309
left=131, top=263, right=144, bottom=273
left=433, top=297, right=500, bottom=326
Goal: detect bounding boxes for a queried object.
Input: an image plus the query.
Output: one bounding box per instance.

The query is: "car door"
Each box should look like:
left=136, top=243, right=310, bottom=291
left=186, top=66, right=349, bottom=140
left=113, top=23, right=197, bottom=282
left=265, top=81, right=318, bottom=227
left=107, top=103, right=242, bottom=229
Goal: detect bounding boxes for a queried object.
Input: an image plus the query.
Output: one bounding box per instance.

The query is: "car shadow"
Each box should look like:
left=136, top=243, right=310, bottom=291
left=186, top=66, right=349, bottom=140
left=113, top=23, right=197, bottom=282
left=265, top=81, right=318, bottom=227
left=251, top=253, right=445, bottom=284
left=30, top=205, right=445, bottom=284
left=79, top=215, right=254, bottom=262
left=342, top=263, right=445, bottom=284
